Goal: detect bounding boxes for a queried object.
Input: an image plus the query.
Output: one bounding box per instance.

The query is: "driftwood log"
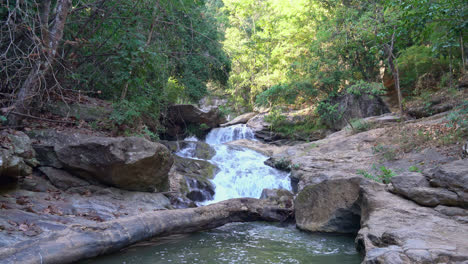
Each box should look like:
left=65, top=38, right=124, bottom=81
left=0, top=198, right=292, bottom=264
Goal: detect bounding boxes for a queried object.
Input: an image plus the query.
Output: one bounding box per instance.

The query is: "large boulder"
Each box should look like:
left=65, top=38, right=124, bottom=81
left=29, top=130, right=173, bottom=192
left=390, top=171, right=465, bottom=208
left=0, top=131, right=38, bottom=184
left=221, top=112, right=256, bottom=127
left=169, top=156, right=219, bottom=202
left=47, top=100, right=111, bottom=122
left=295, top=177, right=362, bottom=234
left=321, top=93, right=390, bottom=131
left=426, top=159, right=468, bottom=205
left=161, top=140, right=216, bottom=160
left=357, top=182, right=468, bottom=264
left=165, top=104, right=226, bottom=139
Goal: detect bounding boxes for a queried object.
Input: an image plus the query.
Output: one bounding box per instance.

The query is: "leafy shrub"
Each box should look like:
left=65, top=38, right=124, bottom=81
left=357, top=166, right=396, bottom=184
left=446, top=100, right=468, bottom=134
left=409, top=165, right=422, bottom=173
left=316, top=100, right=342, bottom=126
left=256, top=81, right=318, bottom=107
left=372, top=144, right=398, bottom=161
left=346, top=81, right=385, bottom=97
left=349, top=118, right=371, bottom=134
left=397, top=45, right=447, bottom=94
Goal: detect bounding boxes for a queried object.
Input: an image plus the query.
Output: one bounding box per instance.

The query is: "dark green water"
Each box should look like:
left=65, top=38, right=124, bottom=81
left=81, top=222, right=361, bottom=264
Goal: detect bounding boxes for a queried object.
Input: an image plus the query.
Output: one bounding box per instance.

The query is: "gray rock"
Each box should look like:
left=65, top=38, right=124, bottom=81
left=427, top=159, right=468, bottom=206
left=357, top=182, right=468, bottom=264
left=295, top=177, right=362, bottom=234
left=260, top=188, right=294, bottom=209
left=0, top=131, right=37, bottom=183
left=29, top=130, right=174, bottom=192
left=319, top=93, right=390, bottom=131
left=169, top=156, right=219, bottom=202
left=38, top=167, right=89, bottom=191
left=390, top=172, right=462, bottom=207
left=221, top=112, right=257, bottom=127
left=165, top=104, right=227, bottom=138
left=47, top=101, right=112, bottom=122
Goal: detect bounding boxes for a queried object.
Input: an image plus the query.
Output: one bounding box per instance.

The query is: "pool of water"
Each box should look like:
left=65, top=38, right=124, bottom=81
left=81, top=222, right=361, bottom=264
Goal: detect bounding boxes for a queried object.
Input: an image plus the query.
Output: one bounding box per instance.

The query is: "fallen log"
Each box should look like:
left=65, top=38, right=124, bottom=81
left=0, top=198, right=292, bottom=264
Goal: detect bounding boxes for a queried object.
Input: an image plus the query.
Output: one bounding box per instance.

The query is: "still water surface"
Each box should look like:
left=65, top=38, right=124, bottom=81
left=81, top=222, right=361, bottom=264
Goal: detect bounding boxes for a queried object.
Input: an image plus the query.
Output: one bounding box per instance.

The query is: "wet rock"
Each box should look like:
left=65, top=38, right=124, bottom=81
left=29, top=130, right=173, bottom=192
left=295, top=177, right=362, bottom=234
left=260, top=188, right=294, bottom=209
left=227, top=139, right=287, bottom=157
left=170, top=156, right=219, bottom=202
left=161, top=140, right=216, bottom=160
left=38, top=167, right=89, bottom=191
left=221, top=112, right=257, bottom=127
left=165, top=104, right=226, bottom=139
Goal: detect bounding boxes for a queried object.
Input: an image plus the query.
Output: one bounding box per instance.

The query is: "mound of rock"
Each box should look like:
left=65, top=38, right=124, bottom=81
left=0, top=131, right=38, bottom=184
left=29, top=130, right=173, bottom=192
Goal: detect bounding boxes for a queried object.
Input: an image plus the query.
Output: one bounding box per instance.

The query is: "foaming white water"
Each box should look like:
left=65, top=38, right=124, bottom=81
left=175, top=136, right=199, bottom=159
left=205, top=124, right=255, bottom=145
left=207, top=144, right=290, bottom=203
left=204, top=124, right=291, bottom=204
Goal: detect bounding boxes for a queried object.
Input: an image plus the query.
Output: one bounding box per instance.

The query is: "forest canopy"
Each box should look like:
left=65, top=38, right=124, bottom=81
left=0, top=0, right=466, bottom=134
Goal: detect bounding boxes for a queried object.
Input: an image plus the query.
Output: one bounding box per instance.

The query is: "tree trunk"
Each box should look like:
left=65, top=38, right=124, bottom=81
left=385, top=29, right=403, bottom=114
left=9, top=0, right=72, bottom=125
left=388, top=54, right=403, bottom=114
left=461, top=32, right=466, bottom=75
left=0, top=198, right=292, bottom=264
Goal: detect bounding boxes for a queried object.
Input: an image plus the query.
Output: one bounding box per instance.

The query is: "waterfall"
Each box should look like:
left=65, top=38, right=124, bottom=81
left=205, top=124, right=256, bottom=145
left=175, top=124, right=291, bottom=204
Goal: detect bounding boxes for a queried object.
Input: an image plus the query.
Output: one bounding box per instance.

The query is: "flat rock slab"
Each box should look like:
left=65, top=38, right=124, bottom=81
left=358, top=183, right=468, bottom=264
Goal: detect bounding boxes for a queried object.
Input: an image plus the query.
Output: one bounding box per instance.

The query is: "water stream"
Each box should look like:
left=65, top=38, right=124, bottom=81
left=83, top=124, right=361, bottom=264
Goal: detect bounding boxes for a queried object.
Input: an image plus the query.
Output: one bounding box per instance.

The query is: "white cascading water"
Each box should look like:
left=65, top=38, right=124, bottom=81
left=177, top=124, right=291, bottom=204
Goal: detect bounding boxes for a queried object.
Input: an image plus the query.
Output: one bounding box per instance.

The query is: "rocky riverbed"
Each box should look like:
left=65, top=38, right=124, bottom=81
left=0, top=109, right=467, bottom=264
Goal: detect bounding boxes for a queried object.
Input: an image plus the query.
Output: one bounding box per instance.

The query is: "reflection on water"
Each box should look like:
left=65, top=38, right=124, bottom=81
left=80, top=222, right=361, bottom=264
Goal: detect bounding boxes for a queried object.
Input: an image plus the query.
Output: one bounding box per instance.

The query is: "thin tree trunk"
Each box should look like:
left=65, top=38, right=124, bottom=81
left=461, top=32, right=465, bottom=75
left=9, top=0, right=72, bottom=125
left=386, top=29, right=403, bottom=114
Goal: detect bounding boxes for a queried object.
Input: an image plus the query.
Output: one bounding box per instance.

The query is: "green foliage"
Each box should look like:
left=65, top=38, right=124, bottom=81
left=349, top=119, right=371, bottom=134
left=264, top=108, right=287, bottom=129
left=446, top=100, right=468, bottom=134
left=372, top=144, right=398, bottom=161
left=357, top=166, right=396, bottom=184
left=316, top=100, right=342, bottom=126
left=346, top=81, right=385, bottom=97
left=273, top=157, right=292, bottom=171
left=264, top=108, right=324, bottom=140
left=409, top=166, right=422, bottom=173
left=57, top=0, right=231, bottom=135
left=397, top=45, right=447, bottom=93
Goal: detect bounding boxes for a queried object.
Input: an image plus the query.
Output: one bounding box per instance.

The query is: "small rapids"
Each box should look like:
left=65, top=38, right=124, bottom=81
left=175, top=124, right=291, bottom=203
left=81, top=123, right=361, bottom=264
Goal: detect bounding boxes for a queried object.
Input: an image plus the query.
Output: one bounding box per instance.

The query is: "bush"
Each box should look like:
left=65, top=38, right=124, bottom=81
left=397, top=45, right=447, bottom=94
left=349, top=118, right=371, bottom=134
left=357, top=166, right=396, bottom=184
